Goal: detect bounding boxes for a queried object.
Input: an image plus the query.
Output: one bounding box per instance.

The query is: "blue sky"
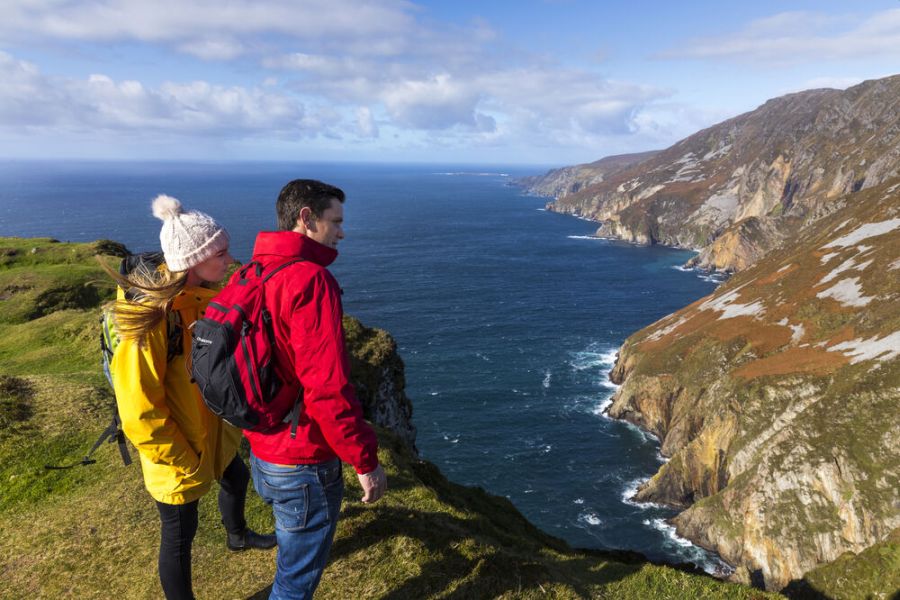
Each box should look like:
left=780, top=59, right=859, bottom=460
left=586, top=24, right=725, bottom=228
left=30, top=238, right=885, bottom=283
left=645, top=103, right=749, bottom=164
left=0, top=0, right=898, bottom=166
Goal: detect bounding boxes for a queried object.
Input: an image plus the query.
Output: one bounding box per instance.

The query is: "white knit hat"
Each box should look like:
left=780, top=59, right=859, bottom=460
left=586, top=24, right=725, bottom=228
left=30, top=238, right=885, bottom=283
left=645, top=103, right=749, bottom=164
left=151, top=194, right=230, bottom=272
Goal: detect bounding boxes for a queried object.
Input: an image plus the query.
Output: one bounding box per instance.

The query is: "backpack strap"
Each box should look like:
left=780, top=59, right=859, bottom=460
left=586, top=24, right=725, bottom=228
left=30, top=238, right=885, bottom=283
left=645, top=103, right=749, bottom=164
left=45, top=412, right=132, bottom=469
left=258, top=257, right=306, bottom=436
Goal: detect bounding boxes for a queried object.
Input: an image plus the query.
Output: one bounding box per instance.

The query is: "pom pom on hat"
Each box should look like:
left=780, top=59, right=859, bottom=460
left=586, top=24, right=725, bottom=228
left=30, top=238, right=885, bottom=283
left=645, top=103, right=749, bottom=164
left=152, top=194, right=184, bottom=221
left=152, top=194, right=229, bottom=272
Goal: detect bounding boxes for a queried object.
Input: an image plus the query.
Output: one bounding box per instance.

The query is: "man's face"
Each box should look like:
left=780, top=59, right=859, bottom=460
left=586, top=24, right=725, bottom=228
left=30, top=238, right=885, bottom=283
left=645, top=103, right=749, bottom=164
left=302, top=199, right=344, bottom=249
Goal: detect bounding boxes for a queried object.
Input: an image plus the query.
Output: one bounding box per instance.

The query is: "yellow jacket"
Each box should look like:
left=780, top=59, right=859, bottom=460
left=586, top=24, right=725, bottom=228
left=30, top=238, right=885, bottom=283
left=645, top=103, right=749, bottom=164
left=110, top=286, right=242, bottom=504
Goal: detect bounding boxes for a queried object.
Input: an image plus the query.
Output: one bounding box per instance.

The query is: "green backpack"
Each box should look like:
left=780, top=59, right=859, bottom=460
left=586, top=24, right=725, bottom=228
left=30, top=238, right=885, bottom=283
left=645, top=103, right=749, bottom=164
left=46, top=252, right=182, bottom=470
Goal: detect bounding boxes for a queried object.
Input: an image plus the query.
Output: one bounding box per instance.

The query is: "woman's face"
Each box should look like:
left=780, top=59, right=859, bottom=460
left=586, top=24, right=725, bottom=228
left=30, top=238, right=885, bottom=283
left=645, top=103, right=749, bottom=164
left=189, top=246, right=234, bottom=284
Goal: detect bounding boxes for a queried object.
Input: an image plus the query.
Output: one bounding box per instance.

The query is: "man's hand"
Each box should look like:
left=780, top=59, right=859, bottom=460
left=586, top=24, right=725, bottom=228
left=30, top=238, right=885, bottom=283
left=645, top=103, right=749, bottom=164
left=358, top=465, right=387, bottom=503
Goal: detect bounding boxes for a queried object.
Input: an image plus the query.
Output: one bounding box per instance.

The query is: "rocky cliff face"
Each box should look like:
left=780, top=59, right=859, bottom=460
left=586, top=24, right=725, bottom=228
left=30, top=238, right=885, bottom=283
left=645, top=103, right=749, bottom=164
left=607, top=179, right=900, bottom=590
left=518, top=75, right=900, bottom=273
left=344, top=315, right=418, bottom=453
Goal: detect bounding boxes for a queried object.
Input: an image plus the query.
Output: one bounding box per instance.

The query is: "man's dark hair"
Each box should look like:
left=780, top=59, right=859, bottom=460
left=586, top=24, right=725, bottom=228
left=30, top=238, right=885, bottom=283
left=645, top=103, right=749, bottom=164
left=276, top=179, right=346, bottom=231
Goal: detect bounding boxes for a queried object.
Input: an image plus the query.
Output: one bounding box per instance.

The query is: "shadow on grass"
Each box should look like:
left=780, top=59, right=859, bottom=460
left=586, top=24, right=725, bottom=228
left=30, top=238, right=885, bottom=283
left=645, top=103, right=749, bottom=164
left=327, top=503, right=643, bottom=599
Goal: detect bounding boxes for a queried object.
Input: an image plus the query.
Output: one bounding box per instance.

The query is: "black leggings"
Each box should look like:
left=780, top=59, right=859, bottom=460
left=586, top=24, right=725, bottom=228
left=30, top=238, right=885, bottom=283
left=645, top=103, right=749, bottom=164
left=155, top=455, right=250, bottom=600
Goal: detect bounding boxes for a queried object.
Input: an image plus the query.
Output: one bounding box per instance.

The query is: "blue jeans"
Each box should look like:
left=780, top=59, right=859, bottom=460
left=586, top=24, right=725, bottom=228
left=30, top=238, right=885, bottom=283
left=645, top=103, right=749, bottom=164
left=250, top=454, right=344, bottom=600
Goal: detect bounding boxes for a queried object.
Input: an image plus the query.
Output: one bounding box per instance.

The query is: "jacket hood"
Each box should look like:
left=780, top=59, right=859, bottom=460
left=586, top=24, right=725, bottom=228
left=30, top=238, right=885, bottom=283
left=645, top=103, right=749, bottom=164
left=251, top=231, right=338, bottom=267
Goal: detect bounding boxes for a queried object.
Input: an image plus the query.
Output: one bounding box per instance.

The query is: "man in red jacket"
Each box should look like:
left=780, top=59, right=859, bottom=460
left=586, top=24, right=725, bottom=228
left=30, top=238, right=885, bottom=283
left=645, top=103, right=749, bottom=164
left=247, top=179, right=387, bottom=600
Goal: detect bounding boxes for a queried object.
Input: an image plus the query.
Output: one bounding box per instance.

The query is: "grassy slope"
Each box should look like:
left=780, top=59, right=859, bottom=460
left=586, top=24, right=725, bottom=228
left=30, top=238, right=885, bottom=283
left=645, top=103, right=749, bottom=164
left=0, top=237, right=777, bottom=599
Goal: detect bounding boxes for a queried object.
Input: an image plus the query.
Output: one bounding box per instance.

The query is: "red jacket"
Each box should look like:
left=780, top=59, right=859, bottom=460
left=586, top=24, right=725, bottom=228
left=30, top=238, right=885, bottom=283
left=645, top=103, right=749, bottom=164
left=242, top=231, right=379, bottom=474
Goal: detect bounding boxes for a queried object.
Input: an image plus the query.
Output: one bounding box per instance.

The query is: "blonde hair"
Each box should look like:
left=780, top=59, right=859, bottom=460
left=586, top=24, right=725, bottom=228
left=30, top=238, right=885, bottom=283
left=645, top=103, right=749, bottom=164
left=98, top=256, right=187, bottom=345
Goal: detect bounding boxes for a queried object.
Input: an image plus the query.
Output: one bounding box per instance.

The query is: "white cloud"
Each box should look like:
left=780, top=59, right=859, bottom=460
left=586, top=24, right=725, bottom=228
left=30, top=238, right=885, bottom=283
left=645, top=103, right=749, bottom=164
left=178, top=38, right=246, bottom=61
left=664, top=9, right=900, bottom=63
left=0, top=2, right=692, bottom=157
left=381, top=74, right=483, bottom=130
left=0, top=51, right=307, bottom=137
left=356, top=106, right=379, bottom=138
left=0, top=0, right=415, bottom=48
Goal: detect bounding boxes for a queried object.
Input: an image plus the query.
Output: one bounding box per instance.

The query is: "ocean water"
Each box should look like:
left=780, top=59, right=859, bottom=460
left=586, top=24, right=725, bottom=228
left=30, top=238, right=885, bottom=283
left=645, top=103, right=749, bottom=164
left=0, top=161, right=728, bottom=571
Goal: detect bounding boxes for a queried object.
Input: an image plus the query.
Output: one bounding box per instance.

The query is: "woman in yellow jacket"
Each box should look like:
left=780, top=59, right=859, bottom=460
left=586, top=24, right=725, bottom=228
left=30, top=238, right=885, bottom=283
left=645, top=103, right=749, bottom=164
left=105, top=195, right=274, bottom=600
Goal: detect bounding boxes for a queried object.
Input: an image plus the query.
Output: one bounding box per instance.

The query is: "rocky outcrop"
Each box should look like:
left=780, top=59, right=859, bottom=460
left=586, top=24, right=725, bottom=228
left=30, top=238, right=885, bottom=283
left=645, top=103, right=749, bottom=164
left=343, top=315, right=418, bottom=453
left=607, top=179, right=900, bottom=590
left=517, top=74, right=900, bottom=273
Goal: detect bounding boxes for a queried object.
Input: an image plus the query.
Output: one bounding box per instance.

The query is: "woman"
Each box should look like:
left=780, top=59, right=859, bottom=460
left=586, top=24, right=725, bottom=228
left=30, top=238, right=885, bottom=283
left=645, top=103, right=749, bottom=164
left=103, top=194, right=275, bottom=600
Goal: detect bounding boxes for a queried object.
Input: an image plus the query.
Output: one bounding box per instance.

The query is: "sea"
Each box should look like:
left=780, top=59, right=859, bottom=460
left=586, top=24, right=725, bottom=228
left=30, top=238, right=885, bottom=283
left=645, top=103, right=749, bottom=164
left=0, top=160, right=730, bottom=572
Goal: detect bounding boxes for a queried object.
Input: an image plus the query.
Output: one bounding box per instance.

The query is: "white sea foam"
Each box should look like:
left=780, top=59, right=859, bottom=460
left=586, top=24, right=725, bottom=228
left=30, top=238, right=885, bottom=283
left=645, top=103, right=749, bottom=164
left=569, top=346, right=617, bottom=374
left=567, top=235, right=604, bottom=240
left=593, top=395, right=614, bottom=417
left=578, top=511, right=603, bottom=526
left=621, top=419, right=661, bottom=444
left=643, top=519, right=734, bottom=576
left=621, top=478, right=648, bottom=507
left=620, top=478, right=667, bottom=510
left=542, top=370, right=552, bottom=388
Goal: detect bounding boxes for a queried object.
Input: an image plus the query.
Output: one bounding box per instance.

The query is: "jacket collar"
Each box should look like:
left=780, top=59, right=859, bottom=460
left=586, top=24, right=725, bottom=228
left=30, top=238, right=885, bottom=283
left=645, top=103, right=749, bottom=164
left=252, top=231, right=338, bottom=267
left=171, top=286, right=217, bottom=311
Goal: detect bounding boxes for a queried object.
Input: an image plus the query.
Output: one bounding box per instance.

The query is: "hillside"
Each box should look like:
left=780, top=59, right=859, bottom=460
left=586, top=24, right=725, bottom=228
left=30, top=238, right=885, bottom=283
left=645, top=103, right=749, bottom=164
left=606, top=178, right=900, bottom=592
left=516, top=74, right=900, bottom=273
left=0, top=237, right=779, bottom=599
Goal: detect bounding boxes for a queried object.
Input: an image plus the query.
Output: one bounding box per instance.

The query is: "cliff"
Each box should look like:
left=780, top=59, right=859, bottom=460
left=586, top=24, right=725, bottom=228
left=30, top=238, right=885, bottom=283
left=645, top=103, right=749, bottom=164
left=0, top=236, right=777, bottom=598
left=606, top=179, right=900, bottom=592
left=517, top=74, right=900, bottom=273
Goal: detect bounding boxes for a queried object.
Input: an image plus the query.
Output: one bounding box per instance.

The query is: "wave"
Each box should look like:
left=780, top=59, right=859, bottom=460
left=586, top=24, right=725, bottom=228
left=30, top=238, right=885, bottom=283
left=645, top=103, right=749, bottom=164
left=643, top=518, right=734, bottom=576
left=568, top=344, right=618, bottom=372
left=621, top=478, right=666, bottom=509
left=578, top=511, right=603, bottom=527
left=671, top=264, right=729, bottom=284
left=621, top=419, right=661, bottom=444
left=621, top=478, right=647, bottom=507
left=593, top=394, right=614, bottom=417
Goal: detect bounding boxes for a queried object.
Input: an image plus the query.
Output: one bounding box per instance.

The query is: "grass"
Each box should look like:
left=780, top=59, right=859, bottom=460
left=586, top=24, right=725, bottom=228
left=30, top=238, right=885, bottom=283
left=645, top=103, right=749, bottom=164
left=0, top=236, right=784, bottom=598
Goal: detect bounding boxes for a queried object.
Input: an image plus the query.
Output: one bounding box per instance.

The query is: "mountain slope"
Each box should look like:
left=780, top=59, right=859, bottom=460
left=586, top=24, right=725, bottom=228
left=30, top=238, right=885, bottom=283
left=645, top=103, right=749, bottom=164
left=606, top=178, right=900, bottom=591
left=518, top=75, right=900, bottom=273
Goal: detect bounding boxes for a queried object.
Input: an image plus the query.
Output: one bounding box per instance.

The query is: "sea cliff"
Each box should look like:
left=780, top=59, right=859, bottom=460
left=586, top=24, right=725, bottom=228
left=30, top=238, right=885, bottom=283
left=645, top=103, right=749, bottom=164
left=607, top=179, right=899, bottom=591
left=516, top=75, right=900, bottom=274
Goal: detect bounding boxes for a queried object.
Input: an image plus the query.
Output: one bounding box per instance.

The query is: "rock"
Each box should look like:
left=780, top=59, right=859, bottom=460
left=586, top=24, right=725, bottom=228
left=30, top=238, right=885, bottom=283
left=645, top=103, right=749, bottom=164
left=343, top=315, right=418, bottom=453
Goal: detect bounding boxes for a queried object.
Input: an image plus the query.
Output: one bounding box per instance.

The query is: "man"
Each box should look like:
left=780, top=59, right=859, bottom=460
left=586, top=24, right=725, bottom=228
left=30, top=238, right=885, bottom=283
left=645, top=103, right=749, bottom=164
left=246, top=179, right=387, bottom=599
